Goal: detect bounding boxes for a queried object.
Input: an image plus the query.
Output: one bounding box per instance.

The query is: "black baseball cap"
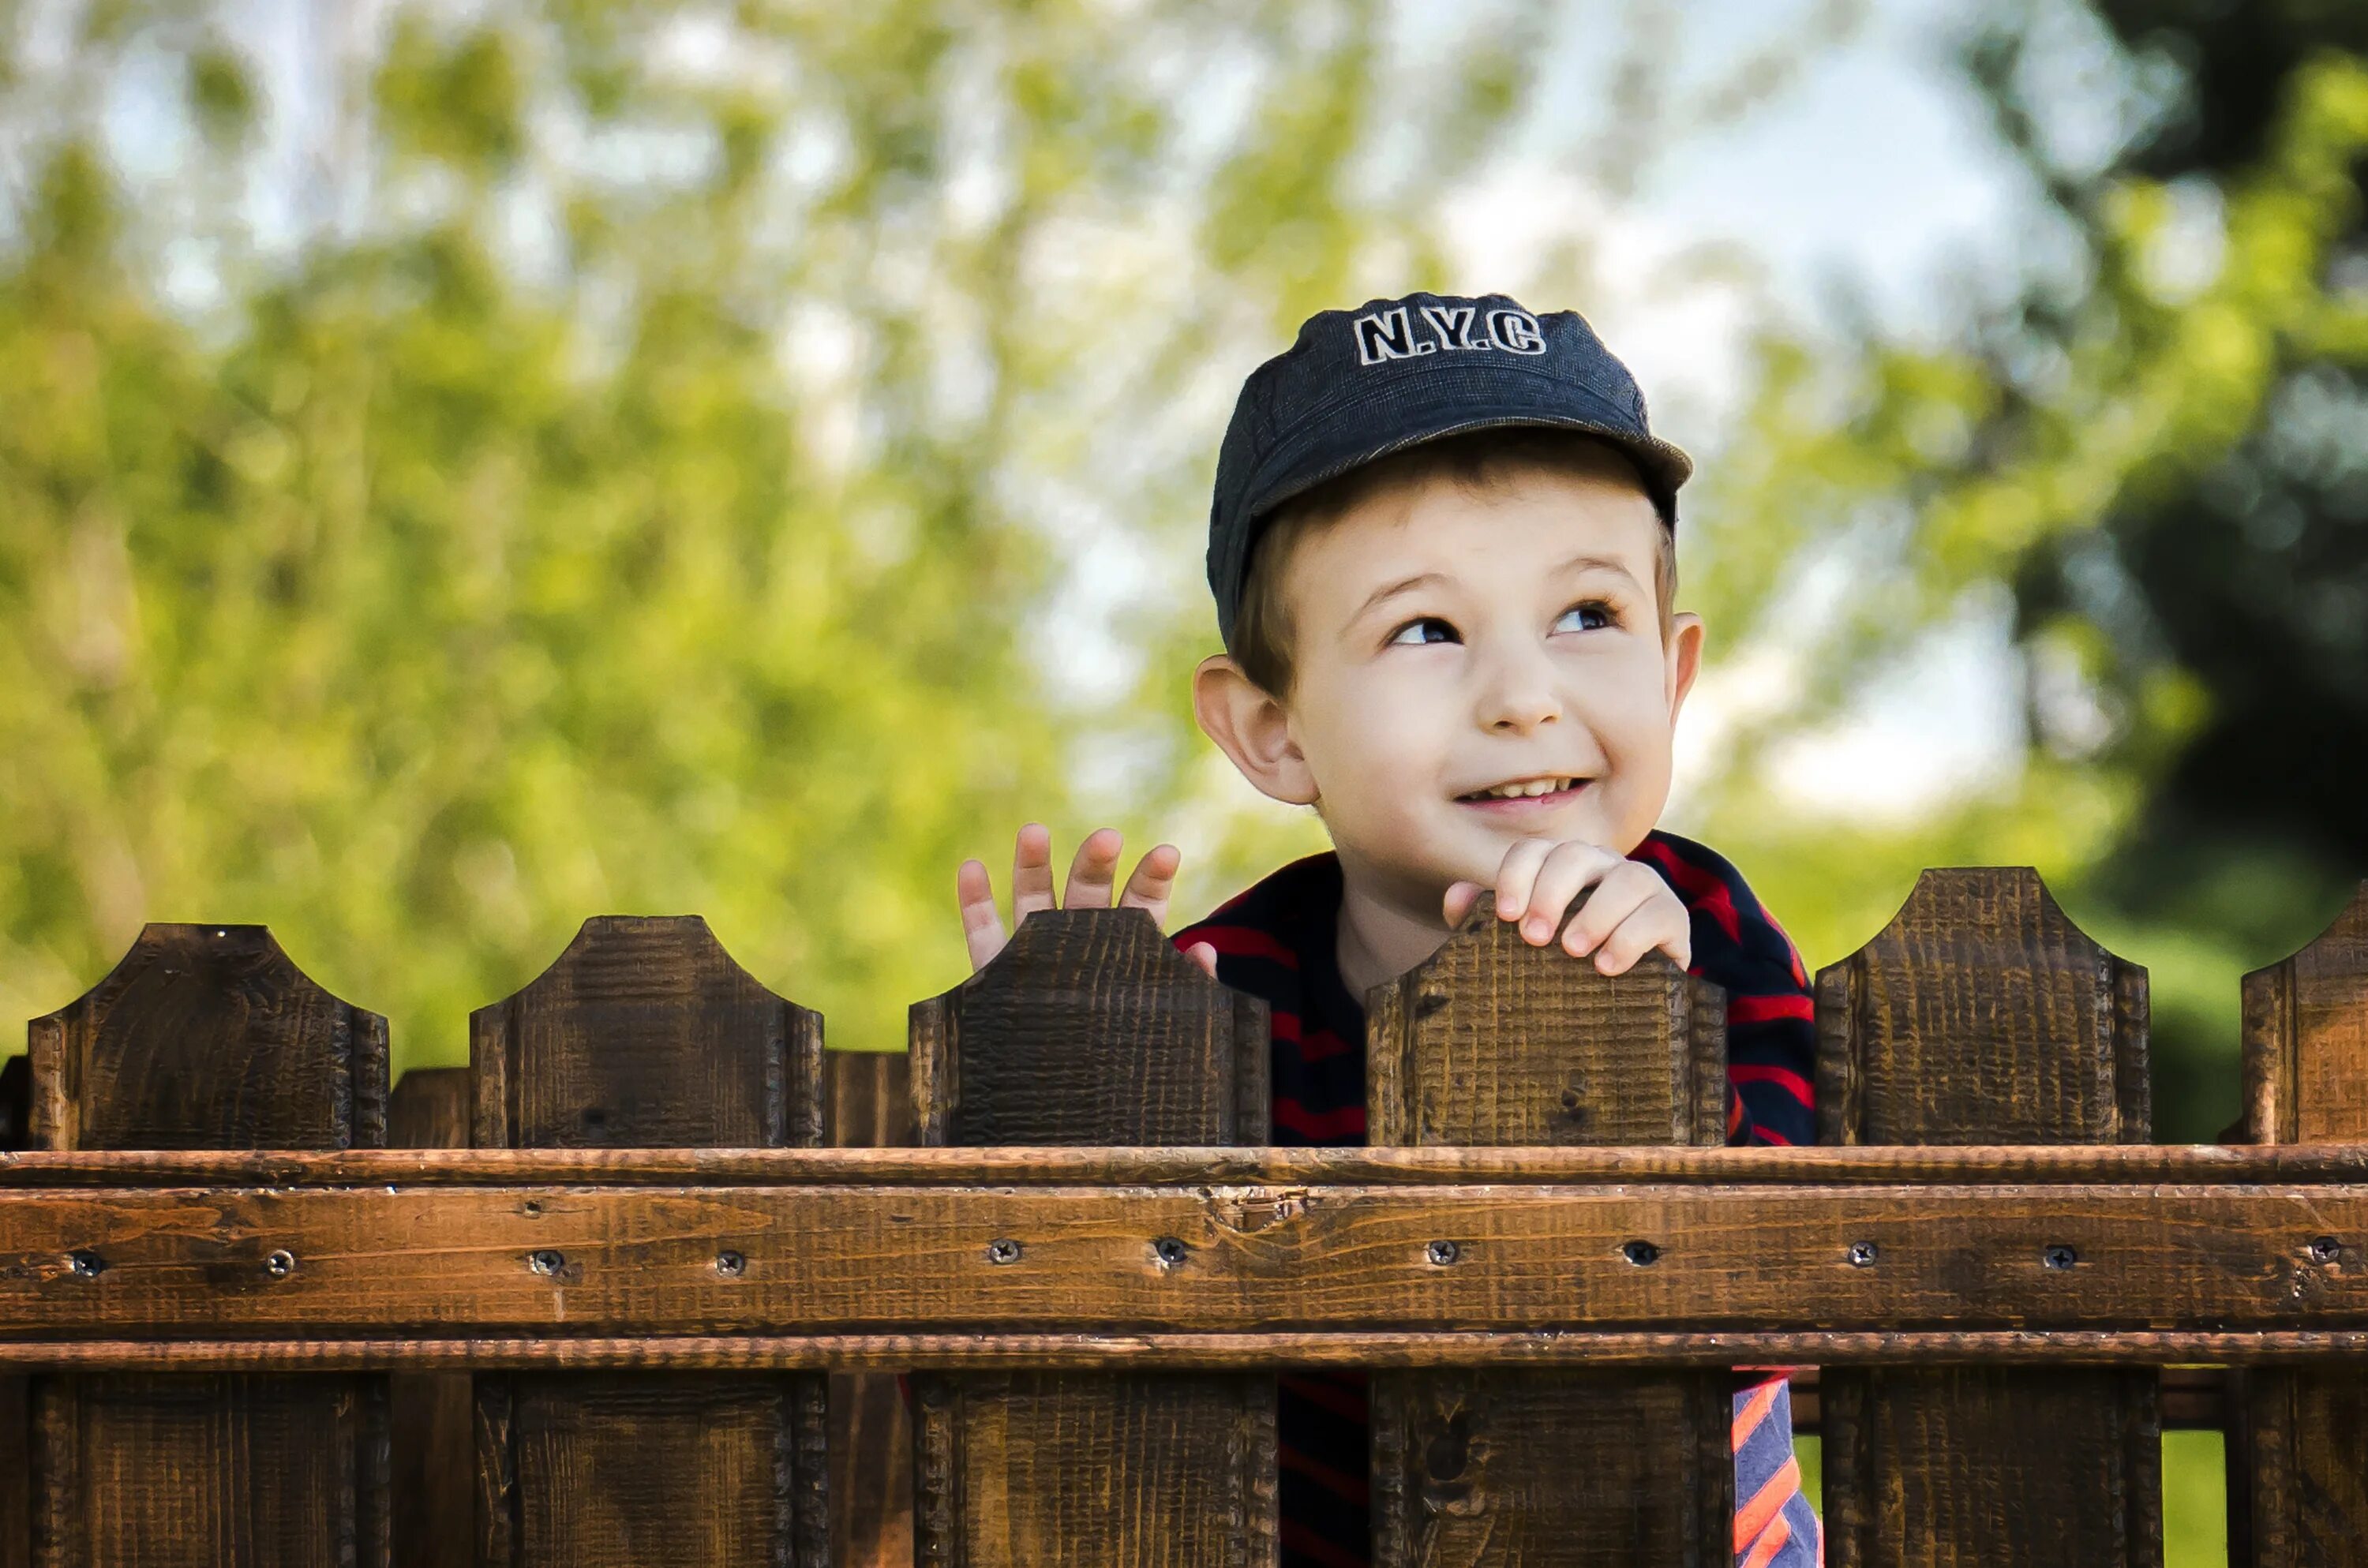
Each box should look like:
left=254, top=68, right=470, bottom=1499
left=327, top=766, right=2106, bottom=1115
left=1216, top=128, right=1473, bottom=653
left=1206, top=291, right=1692, bottom=653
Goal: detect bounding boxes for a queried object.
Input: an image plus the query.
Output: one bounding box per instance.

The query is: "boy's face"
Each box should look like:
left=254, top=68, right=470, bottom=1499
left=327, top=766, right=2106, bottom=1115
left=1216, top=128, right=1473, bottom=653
left=1204, top=462, right=1702, bottom=915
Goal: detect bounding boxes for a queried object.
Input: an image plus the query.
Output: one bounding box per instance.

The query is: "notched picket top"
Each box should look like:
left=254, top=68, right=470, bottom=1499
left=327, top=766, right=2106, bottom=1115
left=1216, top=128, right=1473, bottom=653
left=909, top=905, right=1268, bottom=1147
left=471, top=914, right=823, bottom=1151
left=1816, top=866, right=2149, bottom=1147
left=1368, top=893, right=1722, bottom=1147
left=2244, top=880, right=2368, bottom=1147
left=27, top=922, right=388, bottom=1153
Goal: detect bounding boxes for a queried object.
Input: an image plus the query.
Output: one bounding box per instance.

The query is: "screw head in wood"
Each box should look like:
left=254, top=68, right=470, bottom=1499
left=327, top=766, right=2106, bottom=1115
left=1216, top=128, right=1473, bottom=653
left=1153, top=1237, right=1189, bottom=1267
left=66, top=1250, right=105, bottom=1279
left=2310, top=1235, right=2342, bottom=1263
left=987, top=1238, right=1021, bottom=1265
left=529, top=1248, right=567, bottom=1277
left=1847, top=1241, right=1879, bottom=1267
left=1427, top=1239, right=1460, bottom=1266
left=1621, top=1240, right=1660, bottom=1267
left=2043, top=1244, right=2078, bottom=1270
left=714, top=1250, right=746, bottom=1277
left=264, top=1250, right=296, bottom=1278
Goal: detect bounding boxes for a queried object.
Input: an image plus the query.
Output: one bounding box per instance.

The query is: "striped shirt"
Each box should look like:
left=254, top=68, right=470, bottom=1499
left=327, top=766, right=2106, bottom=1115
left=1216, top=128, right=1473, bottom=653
left=1175, top=829, right=1823, bottom=1567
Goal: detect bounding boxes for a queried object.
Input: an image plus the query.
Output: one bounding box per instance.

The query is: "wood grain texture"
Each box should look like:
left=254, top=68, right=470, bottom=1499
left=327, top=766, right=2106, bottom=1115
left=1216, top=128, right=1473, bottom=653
left=1816, top=869, right=2161, bottom=1568
left=910, top=908, right=1274, bottom=1568
left=7, top=1142, right=2367, bottom=1188
left=388, top=1068, right=473, bottom=1568
left=2235, top=883, right=2368, bottom=1568
left=0, top=1181, right=2362, bottom=1335
left=1370, top=899, right=1732, bottom=1567
left=0, top=1057, right=26, bottom=1568
left=469, top=916, right=827, bottom=1568
left=22, top=923, right=390, bottom=1568
left=825, top=1050, right=914, bottom=1568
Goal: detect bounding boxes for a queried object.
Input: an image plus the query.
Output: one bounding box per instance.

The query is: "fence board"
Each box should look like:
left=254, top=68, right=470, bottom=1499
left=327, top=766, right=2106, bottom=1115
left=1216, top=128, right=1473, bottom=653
left=1367, top=901, right=1731, bottom=1566
left=909, top=907, right=1273, bottom=1568
left=825, top=1051, right=915, bottom=1568
left=1, top=1054, right=28, bottom=1568
left=387, top=1068, right=472, bottom=1568
left=2234, top=883, right=2368, bottom=1568
left=24, top=924, right=390, bottom=1568
left=468, top=916, right=827, bottom=1568
left=1815, top=870, right=2162, bottom=1568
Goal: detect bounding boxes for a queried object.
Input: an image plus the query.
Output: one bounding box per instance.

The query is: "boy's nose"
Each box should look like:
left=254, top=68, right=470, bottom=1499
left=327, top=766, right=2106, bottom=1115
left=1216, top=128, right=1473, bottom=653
left=1474, top=653, right=1563, bottom=733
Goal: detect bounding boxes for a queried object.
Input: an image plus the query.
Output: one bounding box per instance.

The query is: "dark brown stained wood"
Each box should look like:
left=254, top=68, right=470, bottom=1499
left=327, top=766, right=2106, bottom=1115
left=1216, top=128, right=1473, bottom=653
left=1369, top=898, right=1731, bottom=1567
left=1816, top=869, right=2162, bottom=1568
left=2235, top=883, right=2368, bottom=1568
left=473, top=916, right=822, bottom=1149
left=28, top=925, right=388, bottom=1151
left=909, top=907, right=1274, bottom=1568
left=9, top=1140, right=2368, bottom=1188
left=1367, top=899, right=1725, bottom=1148
left=2, top=1179, right=2366, bottom=1337
left=915, top=1373, right=1275, bottom=1568
left=470, top=916, right=827, bottom=1568
left=826, top=1051, right=914, bottom=1568
left=1, top=1057, right=25, bottom=1568
left=910, top=907, right=1268, bottom=1147
left=388, top=1068, right=473, bottom=1568
left=24, top=922, right=391, bottom=1568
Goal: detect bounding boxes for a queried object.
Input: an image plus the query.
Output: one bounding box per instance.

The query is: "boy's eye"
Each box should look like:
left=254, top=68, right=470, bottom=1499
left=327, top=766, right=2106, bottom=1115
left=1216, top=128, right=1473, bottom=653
left=1388, top=616, right=1461, bottom=646
left=1553, top=601, right=1614, bottom=634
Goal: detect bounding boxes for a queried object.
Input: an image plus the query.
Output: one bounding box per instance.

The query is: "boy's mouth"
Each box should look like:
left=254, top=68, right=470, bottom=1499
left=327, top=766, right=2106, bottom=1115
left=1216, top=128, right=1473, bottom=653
left=1454, top=775, right=1588, bottom=806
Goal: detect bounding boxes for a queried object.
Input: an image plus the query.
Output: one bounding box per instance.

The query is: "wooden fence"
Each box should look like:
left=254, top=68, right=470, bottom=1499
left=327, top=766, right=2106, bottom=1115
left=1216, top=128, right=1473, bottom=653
left=0, top=868, right=2361, bottom=1566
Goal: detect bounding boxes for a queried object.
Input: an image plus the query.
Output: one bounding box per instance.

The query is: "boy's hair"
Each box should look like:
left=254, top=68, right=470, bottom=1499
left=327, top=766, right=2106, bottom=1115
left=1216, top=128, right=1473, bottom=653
left=1232, top=427, right=1679, bottom=698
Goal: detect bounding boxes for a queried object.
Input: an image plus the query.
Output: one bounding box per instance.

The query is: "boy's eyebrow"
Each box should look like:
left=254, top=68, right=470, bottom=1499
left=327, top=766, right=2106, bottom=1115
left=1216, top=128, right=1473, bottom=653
left=1349, top=571, right=1449, bottom=626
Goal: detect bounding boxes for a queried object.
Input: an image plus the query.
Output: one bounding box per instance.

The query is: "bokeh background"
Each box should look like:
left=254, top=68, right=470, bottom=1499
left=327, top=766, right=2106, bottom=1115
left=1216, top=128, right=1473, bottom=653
left=6, top=0, right=2366, bottom=1557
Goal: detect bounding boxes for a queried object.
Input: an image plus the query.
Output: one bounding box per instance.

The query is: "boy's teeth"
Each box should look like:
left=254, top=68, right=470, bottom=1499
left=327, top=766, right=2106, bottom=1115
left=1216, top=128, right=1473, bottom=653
left=1480, top=778, right=1570, bottom=799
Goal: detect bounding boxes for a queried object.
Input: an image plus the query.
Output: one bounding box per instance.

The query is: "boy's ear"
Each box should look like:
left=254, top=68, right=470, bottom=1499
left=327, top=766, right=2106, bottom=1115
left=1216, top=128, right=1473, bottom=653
left=1665, top=612, right=1705, bottom=718
left=1193, top=655, right=1319, bottom=806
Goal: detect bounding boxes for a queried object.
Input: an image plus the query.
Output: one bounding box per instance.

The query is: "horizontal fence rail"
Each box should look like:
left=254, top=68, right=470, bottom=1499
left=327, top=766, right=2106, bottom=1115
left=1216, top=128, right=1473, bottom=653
left=0, top=870, right=2359, bottom=1567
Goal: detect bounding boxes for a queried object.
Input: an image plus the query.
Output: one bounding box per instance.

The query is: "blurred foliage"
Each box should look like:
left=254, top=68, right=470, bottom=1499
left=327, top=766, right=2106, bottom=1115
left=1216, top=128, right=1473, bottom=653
left=2, top=0, right=1860, bottom=1065
left=1681, top=0, right=2368, bottom=1142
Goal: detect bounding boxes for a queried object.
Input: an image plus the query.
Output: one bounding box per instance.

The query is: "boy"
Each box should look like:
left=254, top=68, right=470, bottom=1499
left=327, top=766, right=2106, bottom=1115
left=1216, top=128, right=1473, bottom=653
left=955, top=293, right=1822, bottom=1568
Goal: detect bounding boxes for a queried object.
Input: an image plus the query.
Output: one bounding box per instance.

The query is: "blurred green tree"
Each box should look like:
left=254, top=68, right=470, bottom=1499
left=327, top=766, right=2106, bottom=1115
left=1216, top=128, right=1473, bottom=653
left=0, top=0, right=1860, bottom=1066
left=1679, top=0, right=2368, bottom=1141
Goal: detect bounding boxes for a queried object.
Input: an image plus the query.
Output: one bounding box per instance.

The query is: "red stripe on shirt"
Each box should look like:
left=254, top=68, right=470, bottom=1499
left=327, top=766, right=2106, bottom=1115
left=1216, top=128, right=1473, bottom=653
left=1731, top=1063, right=1815, bottom=1107
left=1274, top=1097, right=1366, bottom=1140
left=1186, top=925, right=1300, bottom=967
left=1728, top=993, right=1814, bottom=1024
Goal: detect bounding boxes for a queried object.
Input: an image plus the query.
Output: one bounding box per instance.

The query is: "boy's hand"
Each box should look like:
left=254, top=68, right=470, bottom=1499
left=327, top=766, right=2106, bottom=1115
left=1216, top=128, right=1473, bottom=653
left=957, top=823, right=1220, bottom=978
left=1444, top=839, right=1691, bottom=975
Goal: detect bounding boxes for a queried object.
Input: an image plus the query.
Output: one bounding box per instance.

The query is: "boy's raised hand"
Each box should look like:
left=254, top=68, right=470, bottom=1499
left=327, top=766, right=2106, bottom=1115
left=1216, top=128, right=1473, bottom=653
left=957, top=823, right=1220, bottom=977
left=1443, top=838, right=1692, bottom=976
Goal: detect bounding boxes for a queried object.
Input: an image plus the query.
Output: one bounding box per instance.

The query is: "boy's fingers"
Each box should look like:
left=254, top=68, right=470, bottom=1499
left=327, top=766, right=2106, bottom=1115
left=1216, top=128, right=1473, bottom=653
left=1512, top=840, right=1621, bottom=945
left=1118, top=844, right=1184, bottom=921
left=1010, top=824, right=1058, bottom=919
left=1061, top=827, right=1126, bottom=910
left=1558, top=862, right=1662, bottom=956
left=1184, top=940, right=1219, bottom=979
left=1441, top=881, right=1485, bottom=926
left=1490, top=838, right=1560, bottom=924
left=956, top=859, right=1010, bottom=972
left=1591, top=902, right=1691, bottom=976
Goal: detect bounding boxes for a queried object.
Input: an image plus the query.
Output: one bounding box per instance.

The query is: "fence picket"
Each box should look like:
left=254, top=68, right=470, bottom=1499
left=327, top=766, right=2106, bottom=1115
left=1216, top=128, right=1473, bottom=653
left=908, top=906, right=1274, bottom=1567
left=387, top=1068, right=472, bottom=1568
left=824, top=1050, right=916, bottom=1568
left=2232, top=882, right=2368, bottom=1567
left=24, top=923, right=391, bottom=1568
left=1815, top=869, right=2163, bottom=1568
left=1366, top=897, right=1733, bottom=1567
left=467, top=916, right=828, bottom=1568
